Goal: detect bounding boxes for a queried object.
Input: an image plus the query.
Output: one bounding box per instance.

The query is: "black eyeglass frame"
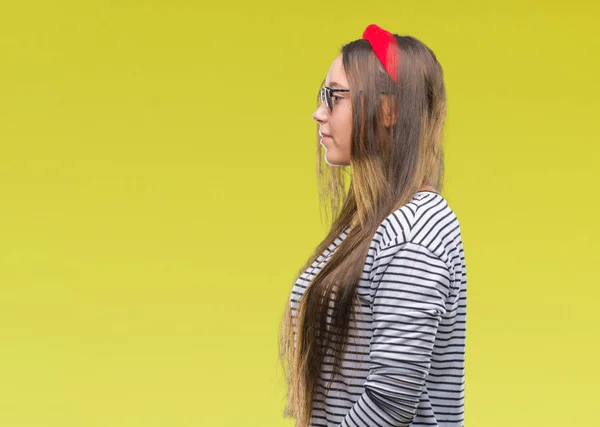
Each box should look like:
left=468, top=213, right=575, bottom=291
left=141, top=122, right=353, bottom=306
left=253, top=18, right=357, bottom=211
left=318, top=86, right=398, bottom=114
left=319, top=86, right=350, bottom=114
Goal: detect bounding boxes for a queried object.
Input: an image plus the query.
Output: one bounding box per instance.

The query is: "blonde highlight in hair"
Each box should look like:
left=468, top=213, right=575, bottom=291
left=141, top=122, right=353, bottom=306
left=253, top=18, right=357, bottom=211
left=279, top=33, right=447, bottom=427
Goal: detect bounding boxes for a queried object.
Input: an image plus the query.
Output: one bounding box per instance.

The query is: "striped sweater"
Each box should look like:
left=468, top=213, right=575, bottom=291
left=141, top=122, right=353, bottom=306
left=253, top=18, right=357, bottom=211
left=289, top=190, right=467, bottom=426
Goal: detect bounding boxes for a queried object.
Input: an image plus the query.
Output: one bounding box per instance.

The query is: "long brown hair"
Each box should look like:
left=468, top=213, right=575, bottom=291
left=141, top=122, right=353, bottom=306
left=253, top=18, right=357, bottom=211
left=279, top=34, right=447, bottom=427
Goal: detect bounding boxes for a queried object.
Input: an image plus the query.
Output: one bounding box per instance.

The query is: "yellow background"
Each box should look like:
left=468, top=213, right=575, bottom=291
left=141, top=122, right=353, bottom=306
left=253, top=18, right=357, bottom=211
left=1, top=1, right=599, bottom=426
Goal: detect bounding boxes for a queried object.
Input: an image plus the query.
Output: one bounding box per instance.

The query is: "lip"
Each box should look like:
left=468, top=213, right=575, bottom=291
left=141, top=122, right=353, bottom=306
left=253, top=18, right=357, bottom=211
left=320, top=132, right=332, bottom=139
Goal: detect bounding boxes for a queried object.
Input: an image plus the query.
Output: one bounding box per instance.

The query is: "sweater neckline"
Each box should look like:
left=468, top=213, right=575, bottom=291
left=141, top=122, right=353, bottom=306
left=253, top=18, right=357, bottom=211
left=415, top=190, right=440, bottom=196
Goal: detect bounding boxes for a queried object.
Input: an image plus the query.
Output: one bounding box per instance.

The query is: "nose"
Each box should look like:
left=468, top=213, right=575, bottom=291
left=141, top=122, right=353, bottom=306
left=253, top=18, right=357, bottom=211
left=312, top=102, right=329, bottom=124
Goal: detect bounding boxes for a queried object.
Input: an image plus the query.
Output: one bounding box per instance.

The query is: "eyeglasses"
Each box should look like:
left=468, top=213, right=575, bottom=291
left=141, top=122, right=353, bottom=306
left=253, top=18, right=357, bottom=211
left=319, top=86, right=350, bottom=114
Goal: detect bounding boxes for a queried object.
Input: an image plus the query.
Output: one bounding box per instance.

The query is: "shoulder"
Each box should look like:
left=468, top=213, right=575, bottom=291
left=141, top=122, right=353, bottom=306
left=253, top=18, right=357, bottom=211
left=371, top=192, right=463, bottom=264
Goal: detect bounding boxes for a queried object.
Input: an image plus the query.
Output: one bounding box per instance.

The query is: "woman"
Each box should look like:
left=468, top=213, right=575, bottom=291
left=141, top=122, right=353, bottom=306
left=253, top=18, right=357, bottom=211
left=279, top=24, right=467, bottom=427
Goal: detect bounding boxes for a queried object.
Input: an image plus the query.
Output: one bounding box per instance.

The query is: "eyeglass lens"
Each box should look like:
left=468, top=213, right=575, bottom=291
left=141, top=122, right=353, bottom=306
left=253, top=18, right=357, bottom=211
left=319, top=87, right=333, bottom=113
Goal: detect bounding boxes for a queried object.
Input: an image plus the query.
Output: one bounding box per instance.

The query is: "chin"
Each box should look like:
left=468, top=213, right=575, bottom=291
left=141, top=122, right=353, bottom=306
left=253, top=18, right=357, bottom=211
left=325, top=153, right=350, bottom=167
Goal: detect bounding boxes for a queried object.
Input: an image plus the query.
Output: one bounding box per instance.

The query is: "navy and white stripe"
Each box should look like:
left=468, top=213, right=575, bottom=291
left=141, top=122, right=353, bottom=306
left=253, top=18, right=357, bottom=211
left=289, top=191, right=467, bottom=427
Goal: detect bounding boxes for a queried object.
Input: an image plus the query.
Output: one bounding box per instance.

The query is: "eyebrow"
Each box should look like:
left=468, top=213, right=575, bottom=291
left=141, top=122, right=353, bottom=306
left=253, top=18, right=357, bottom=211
left=328, top=81, right=348, bottom=89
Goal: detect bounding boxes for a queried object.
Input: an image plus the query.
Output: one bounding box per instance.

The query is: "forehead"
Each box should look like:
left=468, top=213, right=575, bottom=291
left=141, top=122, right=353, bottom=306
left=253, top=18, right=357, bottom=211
left=325, top=54, right=348, bottom=87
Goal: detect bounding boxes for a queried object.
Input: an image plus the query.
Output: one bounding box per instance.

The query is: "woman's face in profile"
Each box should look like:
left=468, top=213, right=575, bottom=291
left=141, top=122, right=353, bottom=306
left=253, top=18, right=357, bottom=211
left=312, top=54, right=353, bottom=167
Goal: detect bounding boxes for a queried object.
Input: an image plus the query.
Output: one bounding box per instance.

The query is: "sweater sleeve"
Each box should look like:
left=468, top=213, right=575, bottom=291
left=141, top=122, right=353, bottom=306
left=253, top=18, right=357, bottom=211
left=339, top=240, right=451, bottom=427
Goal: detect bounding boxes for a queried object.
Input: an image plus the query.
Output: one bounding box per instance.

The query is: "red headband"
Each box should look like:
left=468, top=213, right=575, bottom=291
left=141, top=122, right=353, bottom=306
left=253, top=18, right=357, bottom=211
left=362, top=24, right=400, bottom=86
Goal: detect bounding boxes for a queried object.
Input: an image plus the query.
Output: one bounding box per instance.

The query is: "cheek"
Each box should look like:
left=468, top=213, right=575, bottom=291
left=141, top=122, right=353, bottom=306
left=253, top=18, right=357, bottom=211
left=332, top=109, right=353, bottom=142
left=339, top=112, right=353, bottom=145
